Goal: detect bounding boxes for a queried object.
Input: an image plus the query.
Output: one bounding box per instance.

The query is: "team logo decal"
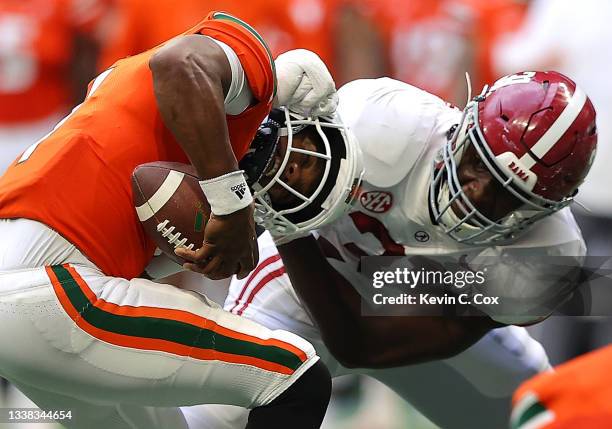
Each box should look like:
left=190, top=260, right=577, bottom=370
left=194, top=201, right=207, bottom=232
left=360, top=191, right=393, bottom=213
left=414, top=231, right=430, bottom=243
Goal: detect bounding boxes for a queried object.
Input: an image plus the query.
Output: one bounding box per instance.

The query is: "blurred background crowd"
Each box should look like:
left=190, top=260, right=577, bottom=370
left=0, top=0, right=610, bottom=428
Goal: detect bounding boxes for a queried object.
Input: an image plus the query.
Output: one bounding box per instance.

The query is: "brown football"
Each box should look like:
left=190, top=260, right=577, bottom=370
left=132, top=161, right=210, bottom=265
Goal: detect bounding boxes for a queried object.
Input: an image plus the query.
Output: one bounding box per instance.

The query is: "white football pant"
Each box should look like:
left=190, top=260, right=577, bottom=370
left=0, top=219, right=319, bottom=429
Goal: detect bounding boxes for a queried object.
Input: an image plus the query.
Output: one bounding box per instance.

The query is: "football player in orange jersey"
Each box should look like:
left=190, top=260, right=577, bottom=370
left=0, top=10, right=363, bottom=429
left=511, top=345, right=612, bottom=429
left=0, top=0, right=116, bottom=174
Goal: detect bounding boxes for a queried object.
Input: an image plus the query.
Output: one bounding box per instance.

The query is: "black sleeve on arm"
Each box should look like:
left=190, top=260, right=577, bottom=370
left=149, top=34, right=237, bottom=180
left=278, top=236, right=500, bottom=369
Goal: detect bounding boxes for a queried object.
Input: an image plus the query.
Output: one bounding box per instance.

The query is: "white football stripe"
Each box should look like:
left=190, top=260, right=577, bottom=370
left=511, top=392, right=555, bottom=429
left=518, top=412, right=555, bottom=429
left=511, top=392, right=539, bottom=424
left=520, top=86, right=587, bottom=169
left=136, top=170, right=184, bottom=221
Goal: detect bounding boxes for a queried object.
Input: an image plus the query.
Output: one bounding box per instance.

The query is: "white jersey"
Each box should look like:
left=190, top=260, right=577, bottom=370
left=196, top=79, right=557, bottom=429
left=320, top=78, right=586, bottom=324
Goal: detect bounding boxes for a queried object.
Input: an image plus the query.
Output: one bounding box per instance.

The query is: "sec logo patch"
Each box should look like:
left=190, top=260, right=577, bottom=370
left=360, top=191, right=393, bottom=213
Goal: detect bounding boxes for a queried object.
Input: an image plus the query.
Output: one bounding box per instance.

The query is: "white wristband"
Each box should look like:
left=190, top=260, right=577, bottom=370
left=199, top=170, right=253, bottom=216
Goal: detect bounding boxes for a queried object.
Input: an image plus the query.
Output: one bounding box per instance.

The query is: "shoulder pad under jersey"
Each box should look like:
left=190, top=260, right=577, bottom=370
left=337, top=78, right=459, bottom=188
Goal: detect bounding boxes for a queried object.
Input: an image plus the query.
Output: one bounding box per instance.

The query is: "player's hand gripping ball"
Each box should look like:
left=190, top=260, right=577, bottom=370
left=132, top=162, right=210, bottom=265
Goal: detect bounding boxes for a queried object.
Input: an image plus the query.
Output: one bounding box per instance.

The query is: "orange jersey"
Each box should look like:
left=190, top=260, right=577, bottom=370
left=0, top=0, right=111, bottom=123
left=0, top=12, right=275, bottom=279
left=100, top=0, right=300, bottom=70
left=512, top=345, right=612, bottom=429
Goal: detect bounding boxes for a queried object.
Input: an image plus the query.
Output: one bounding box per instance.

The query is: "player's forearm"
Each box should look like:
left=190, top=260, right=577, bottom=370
left=278, top=237, right=368, bottom=363
left=358, top=316, right=496, bottom=368
left=279, top=237, right=497, bottom=368
left=150, top=35, right=238, bottom=179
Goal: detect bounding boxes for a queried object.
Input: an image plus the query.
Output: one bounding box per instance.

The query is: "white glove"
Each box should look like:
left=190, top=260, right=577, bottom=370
left=274, top=49, right=338, bottom=117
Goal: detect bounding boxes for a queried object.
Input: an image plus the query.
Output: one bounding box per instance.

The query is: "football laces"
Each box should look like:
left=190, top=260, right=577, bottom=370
left=157, top=220, right=196, bottom=250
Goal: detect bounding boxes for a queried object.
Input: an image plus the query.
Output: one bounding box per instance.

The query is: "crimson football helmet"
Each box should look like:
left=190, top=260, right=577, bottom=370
left=430, top=71, right=598, bottom=244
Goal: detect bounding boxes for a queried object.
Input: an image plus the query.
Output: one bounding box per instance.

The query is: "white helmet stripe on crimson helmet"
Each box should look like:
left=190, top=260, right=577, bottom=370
left=430, top=71, right=597, bottom=245
left=519, top=86, right=587, bottom=169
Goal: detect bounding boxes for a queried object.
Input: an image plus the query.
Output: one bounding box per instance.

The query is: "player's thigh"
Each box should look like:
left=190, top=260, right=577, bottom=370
left=0, top=264, right=318, bottom=409
left=178, top=265, right=351, bottom=429
left=368, top=326, right=550, bottom=429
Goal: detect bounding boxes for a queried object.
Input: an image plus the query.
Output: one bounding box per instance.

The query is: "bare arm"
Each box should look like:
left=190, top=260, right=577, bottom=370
left=150, top=34, right=257, bottom=280
left=278, top=236, right=500, bottom=369
left=150, top=34, right=237, bottom=179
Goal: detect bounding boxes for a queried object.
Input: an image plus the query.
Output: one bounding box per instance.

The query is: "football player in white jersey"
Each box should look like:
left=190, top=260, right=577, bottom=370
left=184, top=71, right=598, bottom=428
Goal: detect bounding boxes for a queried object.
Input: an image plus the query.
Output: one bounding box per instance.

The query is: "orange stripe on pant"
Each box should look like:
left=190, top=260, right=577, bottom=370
left=47, top=264, right=305, bottom=375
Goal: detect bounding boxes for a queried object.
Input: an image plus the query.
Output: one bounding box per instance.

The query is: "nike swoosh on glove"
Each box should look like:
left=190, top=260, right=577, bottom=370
left=274, top=49, right=338, bottom=117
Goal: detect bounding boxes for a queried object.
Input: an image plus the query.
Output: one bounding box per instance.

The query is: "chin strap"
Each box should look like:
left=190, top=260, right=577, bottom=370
left=464, top=71, right=473, bottom=108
